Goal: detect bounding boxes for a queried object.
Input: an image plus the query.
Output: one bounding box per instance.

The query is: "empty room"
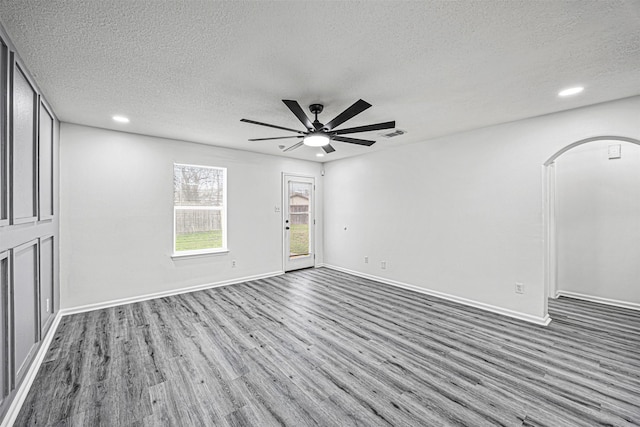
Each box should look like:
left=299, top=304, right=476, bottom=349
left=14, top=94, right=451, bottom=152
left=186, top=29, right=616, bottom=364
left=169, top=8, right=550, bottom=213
left=0, top=1, right=639, bottom=426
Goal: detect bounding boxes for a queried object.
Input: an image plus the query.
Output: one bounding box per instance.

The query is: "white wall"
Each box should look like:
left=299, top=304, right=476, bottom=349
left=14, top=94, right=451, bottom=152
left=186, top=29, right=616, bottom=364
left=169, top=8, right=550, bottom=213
left=555, top=140, right=640, bottom=305
left=60, top=123, right=323, bottom=309
left=323, top=96, right=640, bottom=322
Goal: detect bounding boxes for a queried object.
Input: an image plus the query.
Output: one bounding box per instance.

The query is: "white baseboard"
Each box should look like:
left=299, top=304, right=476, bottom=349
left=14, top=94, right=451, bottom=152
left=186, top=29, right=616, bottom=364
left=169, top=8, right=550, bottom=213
left=323, top=264, right=551, bottom=326
left=60, top=270, right=284, bottom=316
left=1, top=312, right=63, bottom=427
left=556, top=290, right=640, bottom=311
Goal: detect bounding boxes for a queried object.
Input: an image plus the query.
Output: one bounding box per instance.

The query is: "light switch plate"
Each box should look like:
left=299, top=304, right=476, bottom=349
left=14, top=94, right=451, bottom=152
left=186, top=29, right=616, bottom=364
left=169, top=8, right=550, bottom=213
left=608, top=144, right=621, bottom=159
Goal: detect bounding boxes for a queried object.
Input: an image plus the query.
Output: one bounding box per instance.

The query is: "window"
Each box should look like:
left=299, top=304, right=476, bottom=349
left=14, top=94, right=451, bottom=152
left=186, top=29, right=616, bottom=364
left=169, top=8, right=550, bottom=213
left=173, top=163, right=227, bottom=255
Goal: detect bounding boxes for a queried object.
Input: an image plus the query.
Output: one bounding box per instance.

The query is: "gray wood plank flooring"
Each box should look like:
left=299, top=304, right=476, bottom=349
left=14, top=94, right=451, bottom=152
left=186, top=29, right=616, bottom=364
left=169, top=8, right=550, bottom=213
left=14, top=268, right=640, bottom=426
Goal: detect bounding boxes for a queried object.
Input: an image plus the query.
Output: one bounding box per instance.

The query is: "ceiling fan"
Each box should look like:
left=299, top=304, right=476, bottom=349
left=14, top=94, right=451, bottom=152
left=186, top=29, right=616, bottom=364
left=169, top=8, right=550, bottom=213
left=240, top=99, right=395, bottom=154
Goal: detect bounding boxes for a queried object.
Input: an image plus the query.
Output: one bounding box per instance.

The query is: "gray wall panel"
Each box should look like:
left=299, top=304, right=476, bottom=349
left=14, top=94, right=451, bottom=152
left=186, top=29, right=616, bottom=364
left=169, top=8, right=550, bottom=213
left=39, top=236, right=53, bottom=334
left=11, top=60, right=37, bottom=224
left=0, top=252, right=8, bottom=406
left=38, top=103, right=53, bottom=220
left=11, top=240, right=38, bottom=383
left=0, top=36, right=7, bottom=225
left=0, top=21, right=59, bottom=424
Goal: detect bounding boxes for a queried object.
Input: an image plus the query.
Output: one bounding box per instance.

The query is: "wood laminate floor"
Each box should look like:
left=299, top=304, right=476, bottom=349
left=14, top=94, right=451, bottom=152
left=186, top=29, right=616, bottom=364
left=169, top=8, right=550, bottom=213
left=14, top=268, right=640, bottom=426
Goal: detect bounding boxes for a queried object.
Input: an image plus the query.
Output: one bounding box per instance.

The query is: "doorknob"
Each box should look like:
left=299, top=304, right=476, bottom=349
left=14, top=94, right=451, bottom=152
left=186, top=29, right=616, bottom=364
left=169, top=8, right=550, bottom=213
left=285, top=226, right=290, bottom=230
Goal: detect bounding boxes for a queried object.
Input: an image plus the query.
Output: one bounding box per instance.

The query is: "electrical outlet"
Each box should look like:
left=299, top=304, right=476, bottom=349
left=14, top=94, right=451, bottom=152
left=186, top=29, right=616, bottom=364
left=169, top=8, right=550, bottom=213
left=381, top=261, right=387, bottom=270
left=232, top=260, right=236, bottom=268
left=515, top=282, right=524, bottom=294
left=46, top=298, right=50, bottom=312
left=364, top=256, right=369, bottom=264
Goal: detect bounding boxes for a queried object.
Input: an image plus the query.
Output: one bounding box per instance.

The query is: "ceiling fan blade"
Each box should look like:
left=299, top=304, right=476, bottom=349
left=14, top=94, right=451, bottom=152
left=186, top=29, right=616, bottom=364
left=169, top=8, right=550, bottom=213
left=324, top=99, right=372, bottom=131
left=249, top=136, right=304, bottom=141
left=332, top=135, right=376, bottom=146
left=332, top=121, right=396, bottom=135
left=282, top=100, right=314, bottom=130
left=322, top=144, right=336, bottom=154
left=241, top=118, right=304, bottom=134
left=283, top=141, right=305, bottom=152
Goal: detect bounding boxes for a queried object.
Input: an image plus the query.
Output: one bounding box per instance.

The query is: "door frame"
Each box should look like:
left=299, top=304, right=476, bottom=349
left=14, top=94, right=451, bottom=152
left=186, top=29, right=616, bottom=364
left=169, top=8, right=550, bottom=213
left=282, top=173, right=316, bottom=272
left=543, top=135, right=640, bottom=302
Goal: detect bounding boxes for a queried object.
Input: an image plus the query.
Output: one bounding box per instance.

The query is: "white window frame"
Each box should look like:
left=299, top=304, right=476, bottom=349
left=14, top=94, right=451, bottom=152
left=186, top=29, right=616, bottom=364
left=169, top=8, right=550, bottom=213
left=172, top=163, right=227, bottom=257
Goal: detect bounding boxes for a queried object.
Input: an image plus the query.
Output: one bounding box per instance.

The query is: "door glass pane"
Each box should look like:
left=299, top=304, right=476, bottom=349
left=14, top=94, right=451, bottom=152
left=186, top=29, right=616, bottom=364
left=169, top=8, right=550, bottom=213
left=289, top=181, right=311, bottom=258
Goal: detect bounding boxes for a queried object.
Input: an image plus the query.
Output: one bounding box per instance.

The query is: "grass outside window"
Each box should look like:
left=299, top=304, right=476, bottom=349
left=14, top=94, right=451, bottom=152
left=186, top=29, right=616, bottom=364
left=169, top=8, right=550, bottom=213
left=175, top=230, right=223, bottom=252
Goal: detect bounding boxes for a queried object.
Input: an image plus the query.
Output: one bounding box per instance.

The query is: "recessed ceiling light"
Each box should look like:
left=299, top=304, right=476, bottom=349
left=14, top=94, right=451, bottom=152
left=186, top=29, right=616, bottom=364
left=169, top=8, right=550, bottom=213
left=316, top=153, right=325, bottom=157
left=558, top=86, right=584, bottom=97
left=112, top=115, right=130, bottom=123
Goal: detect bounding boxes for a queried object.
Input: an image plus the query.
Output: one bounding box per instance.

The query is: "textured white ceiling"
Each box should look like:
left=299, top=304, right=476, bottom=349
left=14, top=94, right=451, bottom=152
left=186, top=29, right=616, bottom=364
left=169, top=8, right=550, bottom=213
left=0, top=1, right=639, bottom=162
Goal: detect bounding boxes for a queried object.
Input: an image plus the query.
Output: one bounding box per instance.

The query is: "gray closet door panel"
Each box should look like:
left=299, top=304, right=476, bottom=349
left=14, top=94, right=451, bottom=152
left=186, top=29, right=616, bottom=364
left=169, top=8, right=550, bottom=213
left=11, top=62, right=37, bottom=223
left=12, top=240, right=38, bottom=382
left=39, top=236, right=53, bottom=334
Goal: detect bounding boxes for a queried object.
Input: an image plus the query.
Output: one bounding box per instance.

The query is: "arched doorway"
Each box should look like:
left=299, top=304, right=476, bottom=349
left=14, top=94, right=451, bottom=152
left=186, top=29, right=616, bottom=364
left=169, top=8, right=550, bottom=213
left=544, top=136, right=640, bottom=311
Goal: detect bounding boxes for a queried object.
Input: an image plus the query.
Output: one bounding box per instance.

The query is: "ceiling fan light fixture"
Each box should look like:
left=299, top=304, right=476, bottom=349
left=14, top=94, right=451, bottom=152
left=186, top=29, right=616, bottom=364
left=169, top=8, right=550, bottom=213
left=241, top=99, right=394, bottom=154
left=303, top=132, right=330, bottom=147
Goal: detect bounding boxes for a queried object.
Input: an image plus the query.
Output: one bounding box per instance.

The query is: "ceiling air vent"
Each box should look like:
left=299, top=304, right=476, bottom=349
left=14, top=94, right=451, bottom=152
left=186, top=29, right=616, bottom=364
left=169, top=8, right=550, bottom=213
left=379, top=129, right=406, bottom=138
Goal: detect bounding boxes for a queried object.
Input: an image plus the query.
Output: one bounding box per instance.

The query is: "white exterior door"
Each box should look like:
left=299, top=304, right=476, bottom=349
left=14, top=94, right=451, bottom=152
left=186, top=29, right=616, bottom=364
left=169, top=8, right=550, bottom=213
left=283, top=174, right=315, bottom=272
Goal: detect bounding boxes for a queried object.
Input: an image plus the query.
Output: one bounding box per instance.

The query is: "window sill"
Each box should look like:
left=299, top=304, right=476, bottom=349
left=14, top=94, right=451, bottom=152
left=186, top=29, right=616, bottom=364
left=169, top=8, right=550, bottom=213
left=171, top=249, right=229, bottom=260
